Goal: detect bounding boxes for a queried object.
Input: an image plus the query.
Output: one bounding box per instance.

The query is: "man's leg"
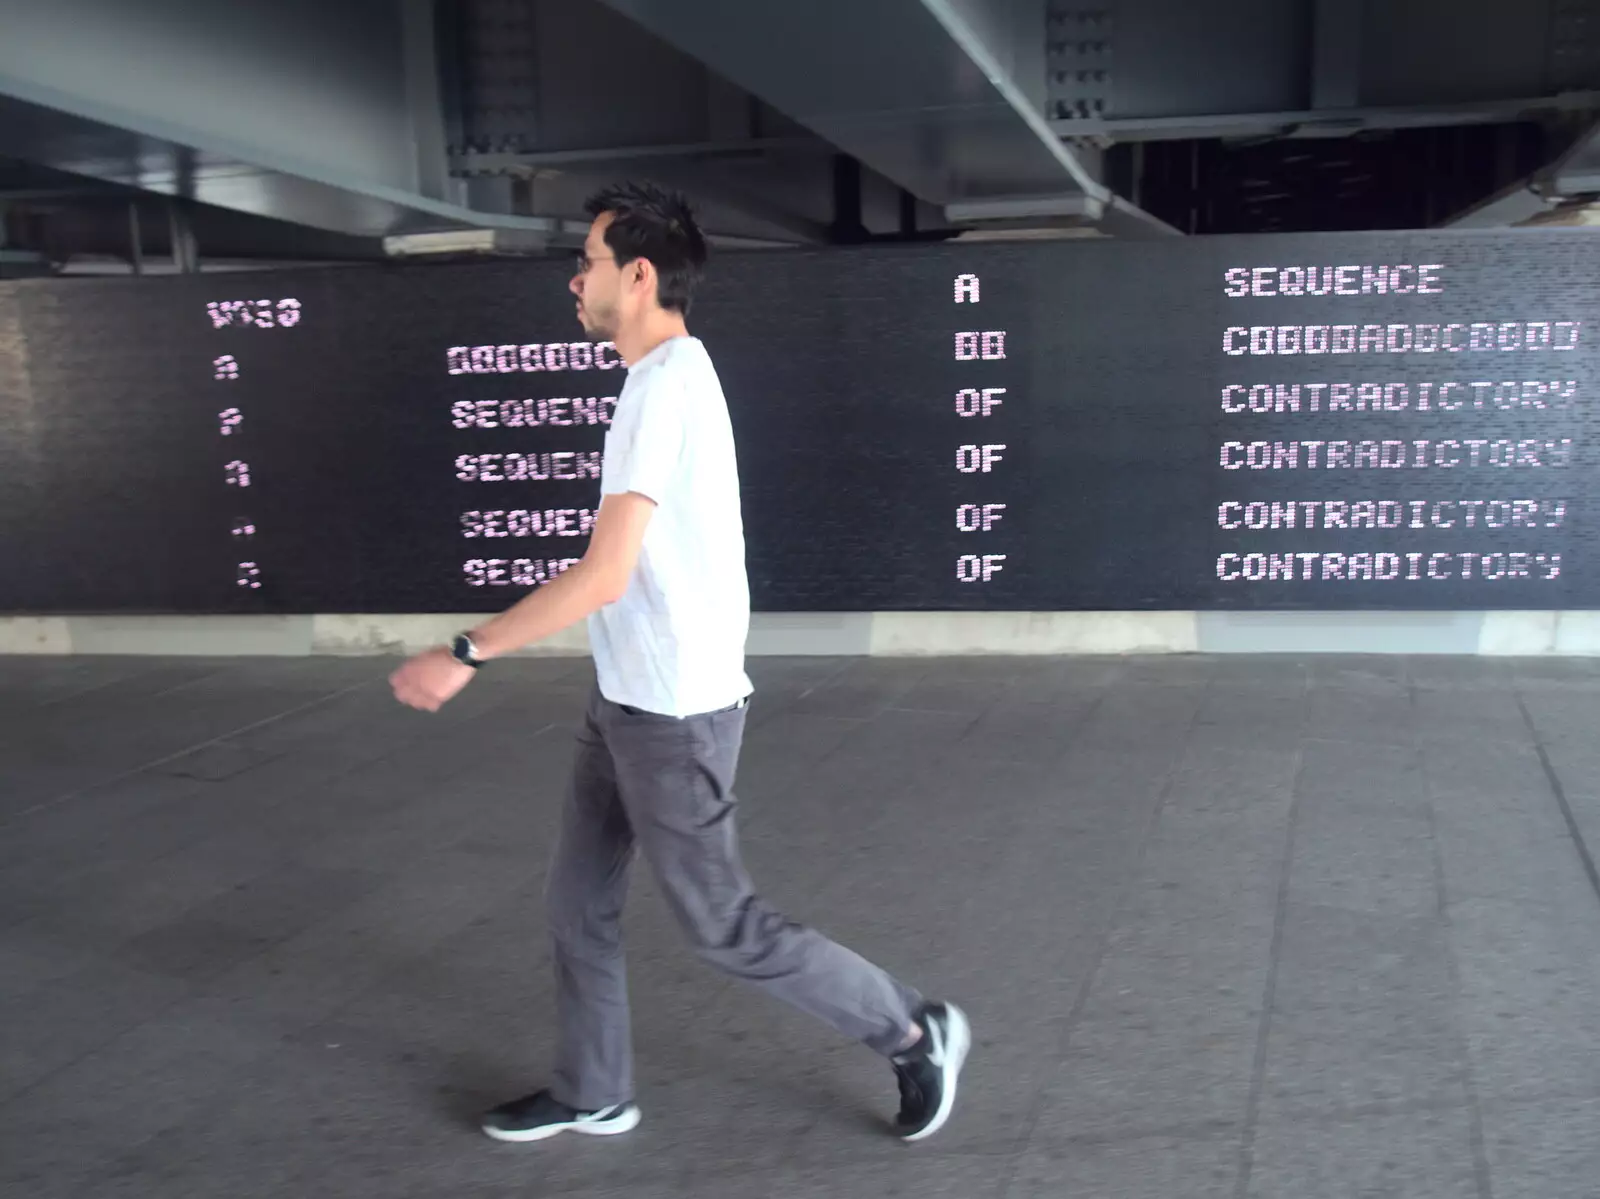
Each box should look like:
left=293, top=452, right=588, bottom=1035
left=482, top=690, right=642, bottom=1142
left=601, top=695, right=969, bottom=1138
left=546, top=693, right=640, bottom=1112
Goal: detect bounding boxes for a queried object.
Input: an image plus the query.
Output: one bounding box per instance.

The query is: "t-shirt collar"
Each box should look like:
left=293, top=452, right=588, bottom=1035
left=627, top=333, right=693, bottom=372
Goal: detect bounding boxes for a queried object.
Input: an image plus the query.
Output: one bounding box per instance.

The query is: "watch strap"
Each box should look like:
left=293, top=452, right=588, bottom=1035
left=450, top=632, right=483, bottom=668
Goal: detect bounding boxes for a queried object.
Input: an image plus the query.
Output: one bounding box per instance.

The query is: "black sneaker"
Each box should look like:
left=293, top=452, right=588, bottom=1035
left=890, top=1001, right=972, bottom=1142
left=481, top=1089, right=641, bottom=1143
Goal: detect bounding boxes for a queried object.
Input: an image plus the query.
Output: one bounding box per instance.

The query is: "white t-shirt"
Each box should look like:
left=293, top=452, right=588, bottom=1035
left=587, top=335, right=753, bottom=717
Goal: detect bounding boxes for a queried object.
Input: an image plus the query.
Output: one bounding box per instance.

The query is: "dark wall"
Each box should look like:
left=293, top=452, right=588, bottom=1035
left=2, top=229, right=1596, bottom=614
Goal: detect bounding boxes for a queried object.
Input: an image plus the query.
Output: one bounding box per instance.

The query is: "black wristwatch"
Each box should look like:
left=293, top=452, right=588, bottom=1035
left=450, top=632, right=484, bottom=668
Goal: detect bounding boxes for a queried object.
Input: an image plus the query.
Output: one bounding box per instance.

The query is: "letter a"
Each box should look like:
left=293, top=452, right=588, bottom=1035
left=954, top=274, right=980, bottom=304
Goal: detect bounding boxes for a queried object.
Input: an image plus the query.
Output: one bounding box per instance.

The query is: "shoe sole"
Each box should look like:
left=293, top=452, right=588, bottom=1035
left=901, top=1003, right=971, bottom=1143
left=483, top=1106, right=641, bottom=1143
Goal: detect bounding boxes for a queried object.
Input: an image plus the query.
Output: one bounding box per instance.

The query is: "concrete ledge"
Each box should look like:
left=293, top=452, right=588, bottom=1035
left=868, top=611, right=1198, bottom=655
left=1480, top=611, right=1600, bottom=656
left=67, top=615, right=314, bottom=656
left=309, top=614, right=589, bottom=657
left=1479, top=611, right=1559, bottom=656
left=5, top=611, right=1600, bottom=657
left=748, top=613, right=874, bottom=656
left=1199, top=610, right=1482, bottom=655
left=1554, top=612, right=1600, bottom=655
left=0, top=617, right=71, bottom=654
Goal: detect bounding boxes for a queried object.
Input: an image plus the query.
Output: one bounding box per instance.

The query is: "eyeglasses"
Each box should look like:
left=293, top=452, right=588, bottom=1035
left=573, top=252, right=616, bottom=274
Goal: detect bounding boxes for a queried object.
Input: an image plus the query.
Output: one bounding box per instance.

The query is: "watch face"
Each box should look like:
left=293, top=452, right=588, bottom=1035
left=452, top=634, right=475, bottom=663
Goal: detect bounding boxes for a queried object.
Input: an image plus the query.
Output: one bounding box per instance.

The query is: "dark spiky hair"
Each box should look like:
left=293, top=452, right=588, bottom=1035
left=584, top=181, right=708, bottom=315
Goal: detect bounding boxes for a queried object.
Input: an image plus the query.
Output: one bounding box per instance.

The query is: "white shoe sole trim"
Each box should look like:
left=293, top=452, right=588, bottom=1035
left=901, top=1004, right=971, bottom=1143
left=483, top=1105, right=641, bottom=1143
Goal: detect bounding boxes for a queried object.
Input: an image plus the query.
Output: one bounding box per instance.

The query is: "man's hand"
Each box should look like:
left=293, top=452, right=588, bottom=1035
left=390, top=647, right=476, bottom=712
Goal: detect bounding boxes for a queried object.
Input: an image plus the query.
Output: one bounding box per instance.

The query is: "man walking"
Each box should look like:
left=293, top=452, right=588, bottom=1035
left=390, top=182, right=970, bottom=1144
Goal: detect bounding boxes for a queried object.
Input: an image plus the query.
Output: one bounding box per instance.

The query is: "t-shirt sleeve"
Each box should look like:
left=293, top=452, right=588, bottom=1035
left=600, top=373, right=686, bottom=504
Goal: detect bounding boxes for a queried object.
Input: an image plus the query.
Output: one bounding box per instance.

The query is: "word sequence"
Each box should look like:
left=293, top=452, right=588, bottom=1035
left=455, top=451, right=601, bottom=483
left=464, top=557, right=580, bottom=587
left=461, top=508, right=598, bottom=538
left=952, top=274, right=1011, bottom=586
left=1223, top=321, right=1581, bottom=356
left=1217, top=550, right=1562, bottom=583
left=447, top=341, right=622, bottom=375
left=1221, top=380, right=1579, bottom=413
left=1225, top=263, right=1447, bottom=297
left=1217, top=499, right=1567, bottom=530
left=1220, top=438, right=1575, bottom=470
left=451, top=396, right=617, bottom=428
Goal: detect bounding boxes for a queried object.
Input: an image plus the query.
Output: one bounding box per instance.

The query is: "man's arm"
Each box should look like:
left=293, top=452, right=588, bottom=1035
left=389, top=491, right=656, bottom=712
left=467, top=490, right=657, bottom=660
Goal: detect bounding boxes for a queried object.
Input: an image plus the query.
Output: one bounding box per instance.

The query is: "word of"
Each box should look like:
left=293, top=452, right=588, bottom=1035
left=465, top=557, right=581, bottom=586
left=461, top=509, right=598, bottom=539
left=954, top=332, right=1007, bottom=360
left=1221, top=380, right=1578, bottom=414
left=1219, top=439, right=1574, bottom=471
left=957, top=554, right=1008, bottom=582
left=955, top=388, right=1007, bottom=417
left=957, top=444, right=1007, bottom=473
left=1224, top=321, right=1582, bottom=357
left=447, top=342, right=621, bottom=375
left=1217, top=499, right=1567, bottom=531
left=954, top=274, right=981, bottom=303
left=207, top=299, right=301, bottom=329
left=1217, top=550, right=1561, bottom=582
left=214, top=355, right=238, bottom=380
left=455, top=451, right=602, bottom=482
left=1224, top=264, right=1444, bottom=297
left=451, top=396, right=617, bottom=429
left=957, top=503, right=1008, bottom=531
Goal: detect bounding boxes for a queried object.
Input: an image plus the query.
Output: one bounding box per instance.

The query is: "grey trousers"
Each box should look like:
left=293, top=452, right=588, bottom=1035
left=545, top=686, right=923, bottom=1110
